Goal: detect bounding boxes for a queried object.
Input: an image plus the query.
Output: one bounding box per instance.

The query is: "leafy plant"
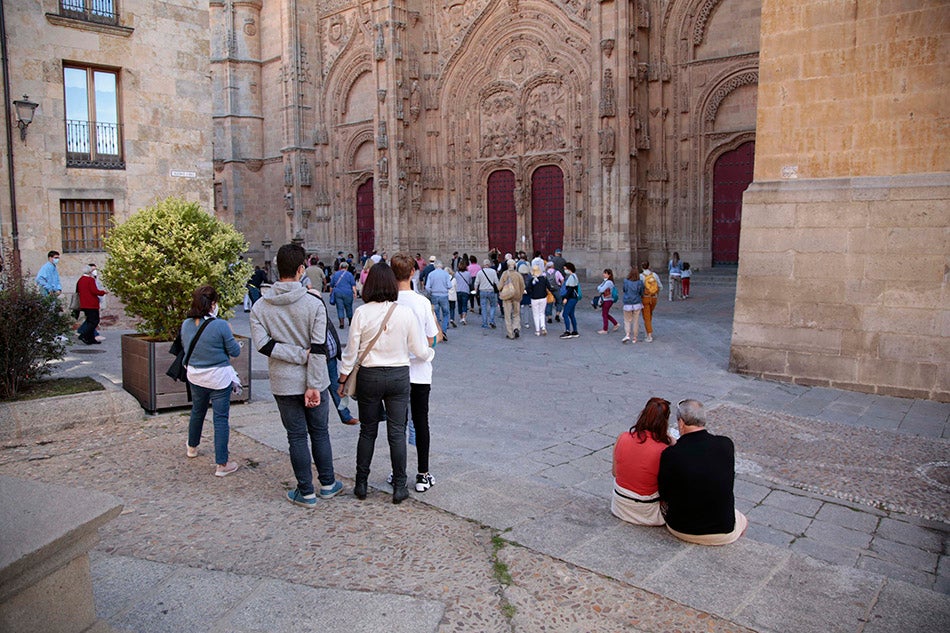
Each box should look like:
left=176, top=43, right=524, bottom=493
left=101, top=197, right=252, bottom=340
left=0, top=276, right=73, bottom=400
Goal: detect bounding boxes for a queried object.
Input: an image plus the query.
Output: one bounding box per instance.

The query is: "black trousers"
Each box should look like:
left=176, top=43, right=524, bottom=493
left=410, top=382, right=431, bottom=473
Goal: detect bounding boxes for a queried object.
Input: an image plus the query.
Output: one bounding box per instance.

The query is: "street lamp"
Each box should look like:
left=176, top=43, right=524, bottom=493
left=12, top=95, right=38, bottom=141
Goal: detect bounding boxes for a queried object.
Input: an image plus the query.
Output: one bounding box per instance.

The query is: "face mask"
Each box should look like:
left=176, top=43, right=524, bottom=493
left=52, top=258, right=60, bottom=265
left=210, top=304, right=219, bottom=318
left=91, top=269, right=98, bottom=277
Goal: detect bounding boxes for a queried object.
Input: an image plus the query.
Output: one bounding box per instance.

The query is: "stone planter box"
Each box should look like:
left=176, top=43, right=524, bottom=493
left=121, top=333, right=251, bottom=414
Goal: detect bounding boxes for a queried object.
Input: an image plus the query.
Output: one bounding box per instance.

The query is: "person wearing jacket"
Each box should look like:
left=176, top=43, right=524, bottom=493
left=639, top=262, right=663, bottom=343
left=337, top=262, right=435, bottom=504
left=526, top=265, right=550, bottom=336
left=251, top=243, right=344, bottom=507
left=498, top=259, right=526, bottom=339
left=621, top=268, right=645, bottom=344
left=183, top=285, right=242, bottom=477
left=596, top=269, right=619, bottom=334
left=76, top=264, right=107, bottom=345
left=329, top=262, right=357, bottom=329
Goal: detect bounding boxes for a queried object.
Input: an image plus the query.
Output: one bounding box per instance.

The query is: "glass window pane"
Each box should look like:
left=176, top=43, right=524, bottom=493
left=93, top=71, right=117, bottom=124
left=64, top=67, right=89, bottom=121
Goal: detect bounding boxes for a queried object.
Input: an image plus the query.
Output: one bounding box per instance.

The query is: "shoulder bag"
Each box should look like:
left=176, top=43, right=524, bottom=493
left=480, top=269, right=499, bottom=295
left=342, top=303, right=398, bottom=397
left=166, top=317, right=215, bottom=382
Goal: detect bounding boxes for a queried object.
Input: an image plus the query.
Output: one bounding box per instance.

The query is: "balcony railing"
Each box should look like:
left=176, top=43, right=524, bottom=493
left=60, top=0, right=118, bottom=25
left=66, top=119, right=125, bottom=169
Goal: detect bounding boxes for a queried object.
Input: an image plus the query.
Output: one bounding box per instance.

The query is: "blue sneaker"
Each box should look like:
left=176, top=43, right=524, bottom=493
left=319, top=480, right=344, bottom=499
left=287, top=489, right=317, bottom=508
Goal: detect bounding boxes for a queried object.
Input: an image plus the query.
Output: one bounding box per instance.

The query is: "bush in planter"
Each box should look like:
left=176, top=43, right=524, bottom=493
left=0, top=275, right=73, bottom=400
left=101, top=197, right=252, bottom=340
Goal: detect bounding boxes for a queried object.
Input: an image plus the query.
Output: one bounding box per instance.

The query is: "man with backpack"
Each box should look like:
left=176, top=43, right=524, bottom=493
left=639, top=261, right=663, bottom=342
left=544, top=261, right=564, bottom=324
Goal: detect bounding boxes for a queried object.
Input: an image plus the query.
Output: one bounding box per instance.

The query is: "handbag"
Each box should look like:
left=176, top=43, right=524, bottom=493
left=545, top=289, right=555, bottom=304
left=342, top=303, right=398, bottom=397
left=166, top=317, right=214, bottom=382
left=68, top=286, right=81, bottom=319
left=499, top=275, right=517, bottom=301
left=479, top=269, right=499, bottom=294
left=329, top=292, right=336, bottom=305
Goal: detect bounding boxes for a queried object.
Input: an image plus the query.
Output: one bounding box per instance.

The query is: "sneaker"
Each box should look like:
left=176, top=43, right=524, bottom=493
left=547, top=317, right=552, bottom=324
left=622, top=336, right=630, bottom=344
left=570, top=331, right=580, bottom=338
left=597, top=330, right=608, bottom=334
left=461, top=318, right=467, bottom=325
left=535, top=331, right=541, bottom=336
left=555, top=315, right=561, bottom=322
left=287, top=489, right=317, bottom=508
left=514, top=329, right=520, bottom=338
left=94, top=335, right=106, bottom=342
left=319, top=480, right=344, bottom=499
left=612, top=324, right=620, bottom=332
left=541, top=329, right=547, bottom=336
left=450, top=320, right=457, bottom=328
left=442, top=333, right=448, bottom=342
left=646, top=334, right=653, bottom=342
left=215, top=461, right=239, bottom=477
left=559, top=331, right=572, bottom=339
left=386, top=472, right=394, bottom=485
left=490, top=323, right=496, bottom=329
left=415, top=472, right=434, bottom=492
left=186, top=444, right=199, bottom=458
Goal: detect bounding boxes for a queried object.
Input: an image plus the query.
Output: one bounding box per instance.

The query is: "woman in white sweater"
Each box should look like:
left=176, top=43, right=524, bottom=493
left=338, top=263, right=435, bottom=503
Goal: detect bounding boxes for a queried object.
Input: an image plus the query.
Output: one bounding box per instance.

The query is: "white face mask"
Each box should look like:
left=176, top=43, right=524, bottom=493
left=91, top=269, right=98, bottom=277
left=52, top=258, right=60, bottom=265
left=209, top=304, right=219, bottom=318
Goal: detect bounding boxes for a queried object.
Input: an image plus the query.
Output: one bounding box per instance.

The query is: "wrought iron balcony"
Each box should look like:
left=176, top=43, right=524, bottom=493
left=59, top=0, right=118, bottom=25
left=66, top=119, right=125, bottom=169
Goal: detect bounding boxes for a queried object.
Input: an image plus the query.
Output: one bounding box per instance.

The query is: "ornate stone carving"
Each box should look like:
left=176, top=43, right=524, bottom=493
left=524, top=82, right=567, bottom=152
left=245, top=159, right=262, bottom=172
left=600, top=69, right=615, bottom=118
left=480, top=90, right=518, bottom=158
left=647, top=164, right=669, bottom=181
left=374, top=24, right=385, bottom=60
left=378, top=89, right=386, bottom=103
left=599, top=126, right=615, bottom=168
left=314, top=127, right=329, bottom=145
left=423, top=166, right=443, bottom=189
left=564, top=0, right=590, bottom=19
left=409, top=80, right=422, bottom=121
left=600, top=39, right=615, bottom=58
left=377, top=120, right=388, bottom=149
left=693, top=0, right=723, bottom=46
left=298, top=157, right=311, bottom=187
left=704, top=72, right=758, bottom=122
left=284, top=160, right=294, bottom=186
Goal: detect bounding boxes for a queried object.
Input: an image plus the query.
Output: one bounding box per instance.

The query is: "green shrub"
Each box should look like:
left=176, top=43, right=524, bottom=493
left=101, top=197, right=252, bottom=340
left=0, top=279, right=72, bottom=400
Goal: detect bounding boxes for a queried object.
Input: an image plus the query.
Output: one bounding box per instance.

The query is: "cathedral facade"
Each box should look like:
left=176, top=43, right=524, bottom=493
left=210, top=0, right=761, bottom=272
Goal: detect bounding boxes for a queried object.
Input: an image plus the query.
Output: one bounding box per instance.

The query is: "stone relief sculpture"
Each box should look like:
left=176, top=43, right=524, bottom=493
left=524, top=83, right=567, bottom=152
left=480, top=92, right=518, bottom=158
left=298, top=157, right=311, bottom=187
left=599, top=125, right=615, bottom=168
left=284, top=160, right=293, bottom=186
left=375, top=23, right=385, bottom=60
left=377, top=120, right=388, bottom=149
left=600, top=68, right=616, bottom=117
left=409, top=80, right=422, bottom=121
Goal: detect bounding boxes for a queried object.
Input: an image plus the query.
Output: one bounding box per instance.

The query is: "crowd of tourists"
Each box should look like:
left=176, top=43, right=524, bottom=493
left=180, top=242, right=744, bottom=546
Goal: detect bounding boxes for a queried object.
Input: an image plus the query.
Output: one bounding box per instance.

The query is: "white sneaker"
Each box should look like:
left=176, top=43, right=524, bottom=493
left=415, top=473, right=434, bottom=492
left=622, top=336, right=630, bottom=344
left=215, top=461, right=239, bottom=477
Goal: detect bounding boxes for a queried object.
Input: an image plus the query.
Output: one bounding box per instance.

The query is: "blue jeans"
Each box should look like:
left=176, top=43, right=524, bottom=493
left=480, top=291, right=497, bottom=327
left=188, top=383, right=231, bottom=465
left=334, top=292, right=354, bottom=322
left=326, top=357, right=354, bottom=423
left=431, top=294, right=450, bottom=331
left=563, top=298, right=579, bottom=332
left=274, top=391, right=335, bottom=496
left=457, top=295, right=468, bottom=317
left=355, top=366, right=410, bottom=490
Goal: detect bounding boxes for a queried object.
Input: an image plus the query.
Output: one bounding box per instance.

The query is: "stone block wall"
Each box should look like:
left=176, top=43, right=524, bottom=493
left=732, top=0, right=949, bottom=401
left=731, top=175, right=949, bottom=401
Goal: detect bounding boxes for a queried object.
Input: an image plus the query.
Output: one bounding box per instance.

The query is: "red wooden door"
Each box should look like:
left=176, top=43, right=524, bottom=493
left=530, top=165, right=564, bottom=256
left=356, top=178, right=375, bottom=255
left=487, top=170, right=516, bottom=254
left=712, top=141, right=754, bottom=265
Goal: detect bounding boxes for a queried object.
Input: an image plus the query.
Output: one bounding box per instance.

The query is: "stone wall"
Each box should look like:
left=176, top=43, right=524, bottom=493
left=731, top=0, right=949, bottom=401
left=0, top=1, right=212, bottom=285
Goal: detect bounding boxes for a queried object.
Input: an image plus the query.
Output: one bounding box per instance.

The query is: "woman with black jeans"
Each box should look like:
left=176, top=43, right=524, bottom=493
left=338, top=263, right=435, bottom=503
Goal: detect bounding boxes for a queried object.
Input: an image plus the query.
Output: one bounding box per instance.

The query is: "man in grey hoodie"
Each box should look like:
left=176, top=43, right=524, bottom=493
left=250, top=243, right=343, bottom=507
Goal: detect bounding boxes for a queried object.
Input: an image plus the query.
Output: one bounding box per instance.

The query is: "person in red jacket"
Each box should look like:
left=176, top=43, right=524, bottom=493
left=76, top=264, right=107, bottom=345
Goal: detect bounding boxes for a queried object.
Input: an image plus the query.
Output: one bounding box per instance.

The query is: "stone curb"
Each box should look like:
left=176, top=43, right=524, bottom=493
left=0, top=375, right=143, bottom=442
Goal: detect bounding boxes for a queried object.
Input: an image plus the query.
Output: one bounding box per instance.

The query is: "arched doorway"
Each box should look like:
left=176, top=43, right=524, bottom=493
left=530, top=165, right=564, bottom=256
left=487, top=170, right=516, bottom=254
left=712, top=141, right=754, bottom=265
left=356, top=178, right=374, bottom=256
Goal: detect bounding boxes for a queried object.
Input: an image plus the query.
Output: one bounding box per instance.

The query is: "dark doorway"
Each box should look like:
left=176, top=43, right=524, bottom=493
left=712, top=141, right=754, bottom=265
left=487, top=169, right=516, bottom=254
left=530, top=165, right=564, bottom=257
left=356, top=178, right=374, bottom=256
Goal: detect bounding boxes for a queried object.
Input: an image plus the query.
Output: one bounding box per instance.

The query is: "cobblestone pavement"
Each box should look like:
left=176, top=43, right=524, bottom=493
left=18, top=274, right=950, bottom=631
left=0, top=415, right=750, bottom=633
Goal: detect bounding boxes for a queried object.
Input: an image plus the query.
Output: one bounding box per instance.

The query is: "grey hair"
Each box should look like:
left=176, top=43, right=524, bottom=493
left=483, top=258, right=492, bottom=267
left=82, top=263, right=95, bottom=274
left=676, top=399, right=706, bottom=427
left=435, top=260, right=444, bottom=269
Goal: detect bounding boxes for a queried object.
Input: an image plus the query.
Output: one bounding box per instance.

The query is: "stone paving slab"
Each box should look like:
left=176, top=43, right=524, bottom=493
left=91, top=554, right=445, bottom=633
